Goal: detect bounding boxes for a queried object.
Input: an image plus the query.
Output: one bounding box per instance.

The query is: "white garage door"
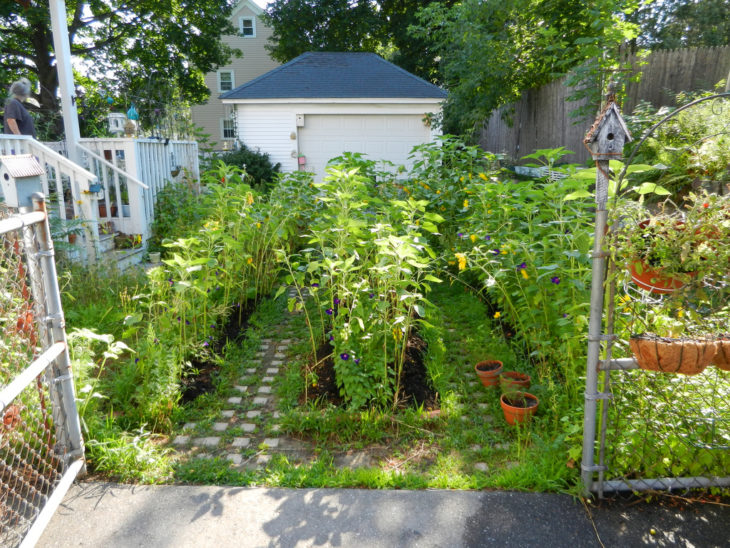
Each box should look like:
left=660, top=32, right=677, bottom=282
left=298, top=114, right=431, bottom=180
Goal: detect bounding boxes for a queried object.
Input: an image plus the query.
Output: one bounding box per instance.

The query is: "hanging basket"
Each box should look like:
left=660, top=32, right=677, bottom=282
left=628, top=260, right=693, bottom=294
left=629, top=334, right=718, bottom=375
left=712, top=335, right=730, bottom=371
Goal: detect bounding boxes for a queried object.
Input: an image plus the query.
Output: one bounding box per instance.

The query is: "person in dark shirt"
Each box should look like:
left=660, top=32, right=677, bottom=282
left=3, top=78, right=36, bottom=138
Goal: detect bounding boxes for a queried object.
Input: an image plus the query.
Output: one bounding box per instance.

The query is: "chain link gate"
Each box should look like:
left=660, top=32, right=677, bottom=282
left=581, top=92, right=730, bottom=497
left=0, top=195, right=85, bottom=547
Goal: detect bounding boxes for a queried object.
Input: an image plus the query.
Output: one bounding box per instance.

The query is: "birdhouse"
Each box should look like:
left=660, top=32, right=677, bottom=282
left=107, top=112, right=127, bottom=135
left=0, top=154, right=44, bottom=209
left=584, top=102, right=632, bottom=160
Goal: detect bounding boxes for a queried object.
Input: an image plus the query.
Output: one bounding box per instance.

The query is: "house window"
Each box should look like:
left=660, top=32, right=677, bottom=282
left=222, top=118, right=236, bottom=140
left=218, top=71, right=234, bottom=92
left=240, top=17, right=255, bottom=37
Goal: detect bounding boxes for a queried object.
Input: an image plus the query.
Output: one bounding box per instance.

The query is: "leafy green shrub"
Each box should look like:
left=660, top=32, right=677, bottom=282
left=214, top=144, right=281, bottom=190
left=148, top=177, right=202, bottom=253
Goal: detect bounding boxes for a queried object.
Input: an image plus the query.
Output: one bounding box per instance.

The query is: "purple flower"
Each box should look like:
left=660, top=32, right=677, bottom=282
left=329, top=334, right=334, bottom=341
left=177, top=316, right=181, bottom=322
left=492, top=249, right=500, bottom=255
left=551, top=276, right=561, bottom=285
left=354, top=358, right=360, bottom=364
left=154, top=338, right=159, bottom=343
left=340, top=353, right=349, bottom=361
left=210, top=324, right=215, bottom=328
left=485, top=235, right=491, bottom=241
left=333, top=297, right=341, bottom=305
left=185, top=320, right=190, bottom=325
left=311, top=283, right=319, bottom=288
left=203, top=341, right=209, bottom=347
left=369, top=293, right=375, bottom=299
left=135, top=358, right=139, bottom=364
left=563, top=313, right=569, bottom=318
left=458, top=232, right=464, bottom=238
left=326, top=308, right=333, bottom=315
left=168, top=278, right=173, bottom=286
left=517, top=262, right=526, bottom=270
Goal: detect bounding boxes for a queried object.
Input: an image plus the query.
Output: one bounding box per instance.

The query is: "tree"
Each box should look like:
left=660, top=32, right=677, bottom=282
left=629, top=0, right=730, bottom=50
left=413, top=0, right=641, bottom=134
left=0, top=0, right=239, bottom=139
left=261, top=0, right=456, bottom=83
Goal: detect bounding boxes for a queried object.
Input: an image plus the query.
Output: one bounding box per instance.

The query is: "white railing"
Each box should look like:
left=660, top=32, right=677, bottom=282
left=79, top=138, right=199, bottom=238
left=0, top=135, right=100, bottom=261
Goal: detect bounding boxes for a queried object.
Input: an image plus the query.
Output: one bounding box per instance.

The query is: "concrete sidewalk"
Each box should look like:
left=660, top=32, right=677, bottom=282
left=38, top=482, right=729, bottom=547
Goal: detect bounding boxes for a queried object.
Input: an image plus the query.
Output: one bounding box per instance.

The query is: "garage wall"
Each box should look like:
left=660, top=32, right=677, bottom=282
left=233, top=101, right=443, bottom=177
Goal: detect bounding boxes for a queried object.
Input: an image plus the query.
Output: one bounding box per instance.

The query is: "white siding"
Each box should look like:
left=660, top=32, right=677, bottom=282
left=236, top=106, right=298, bottom=172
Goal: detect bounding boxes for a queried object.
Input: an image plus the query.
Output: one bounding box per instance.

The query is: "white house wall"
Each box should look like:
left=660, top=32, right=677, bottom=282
left=232, top=101, right=443, bottom=175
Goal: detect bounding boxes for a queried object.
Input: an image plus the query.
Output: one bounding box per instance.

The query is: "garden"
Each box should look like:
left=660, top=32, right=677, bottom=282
left=59, top=92, right=729, bottom=494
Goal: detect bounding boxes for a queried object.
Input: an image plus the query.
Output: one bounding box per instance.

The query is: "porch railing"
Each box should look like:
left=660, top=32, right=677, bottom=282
left=0, top=135, right=100, bottom=262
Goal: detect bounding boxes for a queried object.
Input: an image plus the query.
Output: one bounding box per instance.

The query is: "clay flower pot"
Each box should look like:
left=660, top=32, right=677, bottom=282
left=628, top=260, right=692, bottom=294
left=499, top=371, right=530, bottom=392
left=712, top=335, right=730, bottom=371
left=500, top=391, right=539, bottom=425
left=629, top=334, right=718, bottom=375
left=474, top=360, right=503, bottom=387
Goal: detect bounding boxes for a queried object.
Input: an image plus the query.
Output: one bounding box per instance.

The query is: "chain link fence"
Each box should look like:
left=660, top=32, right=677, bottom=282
left=0, top=201, right=85, bottom=547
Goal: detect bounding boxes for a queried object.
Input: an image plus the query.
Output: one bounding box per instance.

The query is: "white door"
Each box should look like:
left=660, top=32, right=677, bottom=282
left=297, top=114, right=431, bottom=180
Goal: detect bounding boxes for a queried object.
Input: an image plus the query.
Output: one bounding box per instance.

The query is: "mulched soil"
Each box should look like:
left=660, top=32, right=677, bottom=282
left=302, top=331, right=439, bottom=411
left=179, top=301, right=257, bottom=403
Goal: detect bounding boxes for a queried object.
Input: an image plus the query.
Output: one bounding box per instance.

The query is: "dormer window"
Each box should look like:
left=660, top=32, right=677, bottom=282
left=240, top=17, right=255, bottom=37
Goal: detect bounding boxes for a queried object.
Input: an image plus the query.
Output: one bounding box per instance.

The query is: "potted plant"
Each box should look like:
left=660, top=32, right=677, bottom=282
left=500, top=391, right=539, bottom=425
left=474, top=359, right=503, bottom=387
left=609, top=192, right=730, bottom=294
left=499, top=371, right=530, bottom=392
left=629, top=333, right=718, bottom=375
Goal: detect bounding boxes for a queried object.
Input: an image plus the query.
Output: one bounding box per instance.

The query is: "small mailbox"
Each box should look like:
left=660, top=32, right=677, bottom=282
left=0, top=154, right=45, bottom=209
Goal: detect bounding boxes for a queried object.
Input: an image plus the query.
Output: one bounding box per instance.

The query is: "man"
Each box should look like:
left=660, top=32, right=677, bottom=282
left=3, top=78, right=37, bottom=138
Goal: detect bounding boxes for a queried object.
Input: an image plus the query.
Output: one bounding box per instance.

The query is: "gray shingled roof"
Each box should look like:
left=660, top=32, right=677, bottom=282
left=220, top=52, right=447, bottom=100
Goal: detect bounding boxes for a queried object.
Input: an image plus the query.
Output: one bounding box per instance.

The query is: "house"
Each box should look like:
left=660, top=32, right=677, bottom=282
left=220, top=52, right=447, bottom=179
left=190, top=0, right=280, bottom=151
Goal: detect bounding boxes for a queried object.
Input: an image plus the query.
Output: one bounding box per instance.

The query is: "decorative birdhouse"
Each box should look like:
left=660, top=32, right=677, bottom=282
left=584, top=102, right=632, bottom=161
left=0, top=154, right=44, bottom=209
left=107, top=112, right=127, bottom=135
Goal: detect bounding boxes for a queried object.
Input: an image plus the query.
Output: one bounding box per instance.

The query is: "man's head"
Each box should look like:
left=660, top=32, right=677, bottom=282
left=9, top=78, right=32, bottom=99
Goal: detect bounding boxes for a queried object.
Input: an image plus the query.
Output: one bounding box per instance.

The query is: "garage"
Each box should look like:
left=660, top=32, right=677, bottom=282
left=221, top=52, right=446, bottom=180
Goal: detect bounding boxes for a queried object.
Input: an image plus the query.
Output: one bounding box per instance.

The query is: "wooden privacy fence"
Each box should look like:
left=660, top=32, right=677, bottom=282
left=479, top=46, right=730, bottom=164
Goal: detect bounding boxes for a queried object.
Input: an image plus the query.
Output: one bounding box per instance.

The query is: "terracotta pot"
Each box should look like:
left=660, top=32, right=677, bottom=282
left=474, top=360, right=503, bottom=387
left=628, top=260, right=693, bottom=294
left=500, top=371, right=531, bottom=392
left=500, top=391, right=539, bottom=425
left=629, top=334, right=718, bottom=375
left=67, top=233, right=77, bottom=244
left=712, top=336, right=730, bottom=371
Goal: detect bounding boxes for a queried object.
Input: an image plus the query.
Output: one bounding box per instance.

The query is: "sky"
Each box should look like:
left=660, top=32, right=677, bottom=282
left=251, top=1, right=268, bottom=7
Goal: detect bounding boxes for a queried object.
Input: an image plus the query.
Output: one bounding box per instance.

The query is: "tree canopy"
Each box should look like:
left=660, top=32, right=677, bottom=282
left=0, top=0, right=239, bottom=139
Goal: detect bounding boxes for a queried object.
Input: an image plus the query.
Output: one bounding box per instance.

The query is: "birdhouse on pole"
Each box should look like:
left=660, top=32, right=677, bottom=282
left=0, top=154, right=45, bottom=209
left=584, top=89, right=632, bottom=161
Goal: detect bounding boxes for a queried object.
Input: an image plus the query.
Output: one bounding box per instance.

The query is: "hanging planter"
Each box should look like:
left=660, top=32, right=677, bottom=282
left=500, top=391, right=539, bottom=425
left=712, top=334, right=730, bottom=371
left=499, top=371, right=531, bottom=392
left=474, top=360, right=503, bottom=387
left=629, top=334, right=718, bottom=375
left=628, top=260, right=693, bottom=294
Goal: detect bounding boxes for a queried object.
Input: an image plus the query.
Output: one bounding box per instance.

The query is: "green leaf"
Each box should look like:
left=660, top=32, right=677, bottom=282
left=564, top=189, right=592, bottom=201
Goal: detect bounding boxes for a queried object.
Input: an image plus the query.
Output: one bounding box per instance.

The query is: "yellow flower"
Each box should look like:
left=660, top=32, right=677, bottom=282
left=256, top=222, right=261, bottom=229
left=436, top=190, right=441, bottom=195
left=521, top=269, right=529, bottom=279
left=448, top=260, right=455, bottom=265
left=479, top=172, right=488, bottom=181
left=677, top=308, right=684, bottom=318
left=455, top=253, right=467, bottom=271
left=487, top=209, right=492, bottom=214
left=501, top=250, right=507, bottom=255
left=440, top=206, right=446, bottom=211
left=470, top=234, right=476, bottom=243
left=493, top=311, right=501, bottom=319
left=463, top=199, right=469, bottom=208
left=247, top=193, right=254, bottom=205
left=247, top=257, right=253, bottom=265
left=460, top=176, right=464, bottom=183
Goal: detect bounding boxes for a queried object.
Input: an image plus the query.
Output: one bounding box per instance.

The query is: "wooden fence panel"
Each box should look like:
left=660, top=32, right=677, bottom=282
left=480, top=46, right=730, bottom=164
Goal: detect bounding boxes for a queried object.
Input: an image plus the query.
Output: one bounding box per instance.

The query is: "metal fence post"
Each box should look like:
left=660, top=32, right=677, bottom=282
left=31, top=192, right=86, bottom=472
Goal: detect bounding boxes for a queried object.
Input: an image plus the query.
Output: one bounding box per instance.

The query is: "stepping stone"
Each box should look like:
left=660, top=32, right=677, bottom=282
left=255, top=352, right=266, bottom=358
left=253, top=397, right=268, bottom=405
left=334, top=452, right=373, bottom=469
left=221, top=410, right=235, bottom=418
left=478, top=403, right=489, bottom=409
left=273, top=352, right=286, bottom=359
left=270, top=425, right=281, bottom=433
left=256, top=454, right=271, bottom=465
left=227, top=397, right=242, bottom=405
left=272, top=412, right=281, bottom=419
left=234, top=385, right=248, bottom=392
left=468, top=381, right=478, bottom=387
left=266, top=368, right=279, bottom=375
left=474, top=463, right=489, bottom=472
left=262, top=338, right=273, bottom=344
left=250, top=359, right=262, bottom=365
left=262, top=438, right=280, bottom=448
left=231, top=437, right=250, bottom=448
left=257, top=386, right=272, bottom=394
left=270, top=360, right=283, bottom=366
left=495, top=442, right=510, bottom=450
left=246, top=411, right=261, bottom=419
left=193, top=437, right=220, bottom=447
left=280, top=339, right=292, bottom=344
left=245, top=368, right=257, bottom=374
left=183, top=422, right=197, bottom=431
left=172, top=435, right=190, bottom=446
left=227, top=454, right=243, bottom=466
left=471, top=444, right=482, bottom=452
left=447, top=328, right=456, bottom=333
left=262, top=377, right=274, bottom=383
left=482, top=415, right=495, bottom=423
left=212, top=422, right=228, bottom=432
left=241, top=423, right=257, bottom=433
